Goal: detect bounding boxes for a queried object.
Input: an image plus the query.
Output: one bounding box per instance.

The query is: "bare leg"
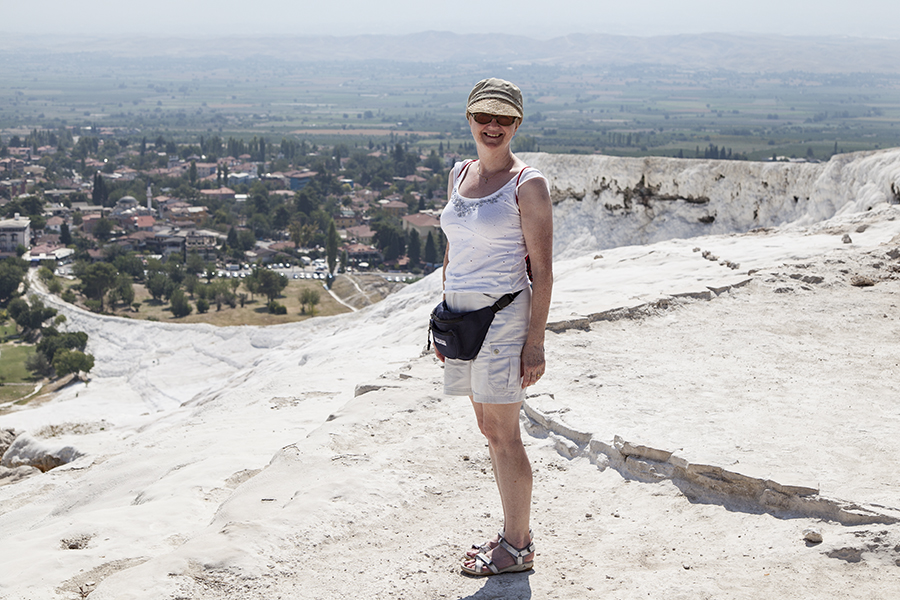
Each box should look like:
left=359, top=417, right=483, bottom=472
left=465, top=400, right=534, bottom=571
left=470, top=398, right=505, bottom=520
left=468, top=397, right=503, bottom=555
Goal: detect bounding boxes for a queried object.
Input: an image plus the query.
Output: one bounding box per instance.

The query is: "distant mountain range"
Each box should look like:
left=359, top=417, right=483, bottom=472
left=3, top=32, right=900, bottom=73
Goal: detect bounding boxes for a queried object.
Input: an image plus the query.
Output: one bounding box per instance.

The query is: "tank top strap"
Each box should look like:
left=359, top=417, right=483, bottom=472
left=514, top=165, right=530, bottom=205
left=456, top=159, right=477, bottom=186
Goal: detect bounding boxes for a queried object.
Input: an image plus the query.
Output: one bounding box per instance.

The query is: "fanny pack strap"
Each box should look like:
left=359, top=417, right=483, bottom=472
left=489, top=290, right=522, bottom=314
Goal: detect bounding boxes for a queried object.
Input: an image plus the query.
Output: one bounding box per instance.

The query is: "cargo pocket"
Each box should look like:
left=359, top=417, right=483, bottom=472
left=487, top=342, right=522, bottom=394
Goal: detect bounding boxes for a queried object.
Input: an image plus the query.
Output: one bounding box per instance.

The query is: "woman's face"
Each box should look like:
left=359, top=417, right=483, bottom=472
left=468, top=113, right=520, bottom=151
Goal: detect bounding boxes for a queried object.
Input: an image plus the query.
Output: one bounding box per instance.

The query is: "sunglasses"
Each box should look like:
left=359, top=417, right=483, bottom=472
left=471, top=113, right=518, bottom=126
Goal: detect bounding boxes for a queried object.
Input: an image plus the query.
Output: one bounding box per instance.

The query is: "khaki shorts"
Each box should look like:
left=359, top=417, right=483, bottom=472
left=443, top=287, right=531, bottom=404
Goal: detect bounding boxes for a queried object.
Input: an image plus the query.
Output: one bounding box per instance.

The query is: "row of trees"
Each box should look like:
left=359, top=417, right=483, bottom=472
left=60, top=245, right=300, bottom=317
left=0, top=258, right=95, bottom=379
left=369, top=216, right=443, bottom=266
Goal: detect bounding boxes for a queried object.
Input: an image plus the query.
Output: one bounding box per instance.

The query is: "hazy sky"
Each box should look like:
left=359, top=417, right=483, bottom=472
left=4, top=0, right=898, bottom=39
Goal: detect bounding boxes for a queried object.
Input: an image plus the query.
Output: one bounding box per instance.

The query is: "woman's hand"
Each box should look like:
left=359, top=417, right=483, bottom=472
left=434, top=345, right=446, bottom=363
left=521, top=342, right=545, bottom=388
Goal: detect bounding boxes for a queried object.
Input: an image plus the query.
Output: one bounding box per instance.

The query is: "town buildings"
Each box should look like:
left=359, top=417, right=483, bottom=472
left=0, top=135, right=447, bottom=272
left=0, top=214, right=31, bottom=255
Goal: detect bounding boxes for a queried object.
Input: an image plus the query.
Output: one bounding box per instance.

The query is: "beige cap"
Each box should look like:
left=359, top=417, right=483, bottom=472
left=466, top=78, right=524, bottom=119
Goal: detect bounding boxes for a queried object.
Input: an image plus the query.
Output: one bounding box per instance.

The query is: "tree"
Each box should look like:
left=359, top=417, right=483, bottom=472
left=424, top=231, right=437, bottom=265
left=53, top=349, right=95, bottom=377
left=255, top=268, right=288, bottom=302
left=384, top=231, right=402, bottom=262
left=189, top=160, right=197, bottom=185
left=0, top=258, right=27, bottom=303
left=237, top=229, right=256, bottom=251
left=30, top=214, right=47, bottom=231
left=111, top=274, right=135, bottom=307
left=272, top=205, right=291, bottom=231
left=248, top=213, right=271, bottom=239
left=371, top=216, right=405, bottom=257
left=6, top=298, right=28, bottom=326
left=243, top=271, right=260, bottom=300
left=407, top=229, right=421, bottom=267
left=185, top=252, right=206, bottom=276
left=184, top=274, right=199, bottom=298
left=25, top=352, right=52, bottom=378
left=169, top=289, right=193, bottom=318
left=326, top=219, right=339, bottom=275
left=146, top=272, right=169, bottom=302
left=289, top=220, right=315, bottom=249
left=300, top=287, right=320, bottom=316
left=164, top=256, right=185, bottom=285
left=75, top=262, right=118, bottom=310
left=226, top=226, right=239, bottom=249
left=8, top=297, right=57, bottom=338
left=207, top=280, right=236, bottom=310
left=59, top=222, right=72, bottom=245
left=93, top=217, right=114, bottom=242
left=113, top=253, right=145, bottom=281
left=92, top=172, right=109, bottom=205
left=424, top=150, right=442, bottom=172
left=37, top=330, right=87, bottom=363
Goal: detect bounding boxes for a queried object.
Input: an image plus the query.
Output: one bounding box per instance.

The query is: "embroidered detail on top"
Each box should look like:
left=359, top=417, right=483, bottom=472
left=451, top=188, right=504, bottom=217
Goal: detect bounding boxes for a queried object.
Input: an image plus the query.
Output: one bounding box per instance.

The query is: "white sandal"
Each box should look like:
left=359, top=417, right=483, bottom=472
left=461, top=534, right=535, bottom=576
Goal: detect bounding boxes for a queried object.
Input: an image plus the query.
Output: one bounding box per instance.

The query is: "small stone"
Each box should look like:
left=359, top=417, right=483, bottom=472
left=683, top=563, right=691, bottom=570
left=850, top=274, right=875, bottom=287
left=842, top=233, right=852, bottom=244
left=803, top=528, right=823, bottom=544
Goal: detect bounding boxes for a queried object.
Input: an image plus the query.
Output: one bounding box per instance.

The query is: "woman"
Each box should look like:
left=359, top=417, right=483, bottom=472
left=435, top=78, right=553, bottom=576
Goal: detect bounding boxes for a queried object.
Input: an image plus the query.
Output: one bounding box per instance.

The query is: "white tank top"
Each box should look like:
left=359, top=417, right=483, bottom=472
left=441, top=160, right=548, bottom=294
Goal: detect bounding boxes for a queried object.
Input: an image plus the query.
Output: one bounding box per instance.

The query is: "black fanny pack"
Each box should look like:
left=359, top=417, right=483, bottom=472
left=428, top=290, right=522, bottom=361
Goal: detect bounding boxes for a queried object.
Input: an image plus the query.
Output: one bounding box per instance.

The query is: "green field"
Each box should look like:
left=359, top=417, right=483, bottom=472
left=0, top=342, right=38, bottom=403
left=0, top=344, right=36, bottom=381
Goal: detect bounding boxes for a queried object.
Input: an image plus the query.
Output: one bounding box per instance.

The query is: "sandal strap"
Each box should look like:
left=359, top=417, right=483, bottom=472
left=473, top=552, right=499, bottom=574
left=498, top=535, right=536, bottom=565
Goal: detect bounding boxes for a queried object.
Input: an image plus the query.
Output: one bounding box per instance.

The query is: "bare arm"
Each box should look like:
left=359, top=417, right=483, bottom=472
left=517, top=177, right=553, bottom=387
